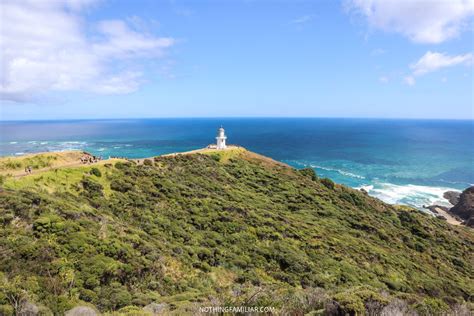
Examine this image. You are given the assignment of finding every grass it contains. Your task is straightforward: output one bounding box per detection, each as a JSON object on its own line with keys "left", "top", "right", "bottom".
{"left": 0, "top": 151, "right": 86, "bottom": 175}
{"left": 201, "top": 146, "right": 247, "bottom": 163}
{"left": 2, "top": 158, "right": 126, "bottom": 197}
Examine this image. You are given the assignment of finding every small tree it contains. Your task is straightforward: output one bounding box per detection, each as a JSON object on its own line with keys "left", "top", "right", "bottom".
{"left": 90, "top": 167, "right": 102, "bottom": 177}
{"left": 320, "top": 178, "right": 335, "bottom": 190}
{"left": 299, "top": 168, "right": 318, "bottom": 181}
{"left": 143, "top": 159, "right": 153, "bottom": 166}
{"left": 0, "top": 275, "right": 39, "bottom": 315}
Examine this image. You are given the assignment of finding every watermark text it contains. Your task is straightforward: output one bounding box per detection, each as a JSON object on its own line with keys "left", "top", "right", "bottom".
{"left": 199, "top": 306, "right": 277, "bottom": 314}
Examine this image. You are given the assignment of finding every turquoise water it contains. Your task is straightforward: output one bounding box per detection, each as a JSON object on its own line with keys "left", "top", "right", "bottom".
{"left": 1, "top": 118, "right": 473, "bottom": 207}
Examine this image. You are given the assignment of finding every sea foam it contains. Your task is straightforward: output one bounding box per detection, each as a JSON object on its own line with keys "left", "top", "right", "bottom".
{"left": 358, "top": 183, "right": 460, "bottom": 208}
{"left": 290, "top": 160, "right": 366, "bottom": 179}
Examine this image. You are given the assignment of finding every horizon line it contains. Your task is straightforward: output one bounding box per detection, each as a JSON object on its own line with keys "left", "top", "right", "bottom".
{"left": 1, "top": 116, "right": 473, "bottom": 123}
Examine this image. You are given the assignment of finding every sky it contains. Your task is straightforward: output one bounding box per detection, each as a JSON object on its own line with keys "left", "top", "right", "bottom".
{"left": 1, "top": 0, "right": 473, "bottom": 120}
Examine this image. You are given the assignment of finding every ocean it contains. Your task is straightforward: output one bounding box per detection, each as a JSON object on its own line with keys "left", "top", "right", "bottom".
{"left": 1, "top": 118, "right": 473, "bottom": 208}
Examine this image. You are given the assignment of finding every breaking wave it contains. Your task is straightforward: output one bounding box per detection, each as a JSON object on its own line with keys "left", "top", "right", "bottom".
{"left": 357, "top": 182, "right": 460, "bottom": 208}
{"left": 289, "top": 160, "right": 366, "bottom": 180}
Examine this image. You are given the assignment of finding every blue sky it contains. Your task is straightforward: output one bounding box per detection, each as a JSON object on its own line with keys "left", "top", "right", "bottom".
{"left": 1, "top": 0, "right": 473, "bottom": 120}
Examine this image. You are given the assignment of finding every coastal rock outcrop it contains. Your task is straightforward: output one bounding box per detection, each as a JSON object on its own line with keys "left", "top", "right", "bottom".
{"left": 65, "top": 306, "right": 98, "bottom": 316}
{"left": 443, "top": 191, "right": 461, "bottom": 205}
{"left": 18, "top": 301, "right": 39, "bottom": 316}
{"left": 143, "top": 303, "right": 169, "bottom": 315}
{"left": 450, "top": 186, "right": 474, "bottom": 227}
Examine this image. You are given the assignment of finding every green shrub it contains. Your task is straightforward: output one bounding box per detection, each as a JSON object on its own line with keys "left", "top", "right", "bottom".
{"left": 110, "top": 179, "right": 133, "bottom": 192}
{"left": 99, "top": 283, "right": 133, "bottom": 310}
{"left": 333, "top": 292, "right": 365, "bottom": 315}
{"left": 115, "top": 162, "right": 131, "bottom": 170}
{"left": 0, "top": 305, "right": 14, "bottom": 316}
{"left": 299, "top": 168, "right": 317, "bottom": 181}
{"left": 118, "top": 305, "right": 151, "bottom": 315}
{"left": 192, "top": 261, "right": 211, "bottom": 272}
{"left": 81, "top": 178, "right": 104, "bottom": 198}
{"left": 79, "top": 288, "right": 98, "bottom": 302}
{"left": 90, "top": 167, "right": 102, "bottom": 177}
{"left": 209, "top": 154, "right": 221, "bottom": 162}
{"left": 4, "top": 161, "right": 22, "bottom": 170}
{"left": 143, "top": 159, "right": 153, "bottom": 166}
{"left": 0, "top": 212, "right": 14, "bottom": 225}
{"left": 415, "top": 298, "right": 450, "bottom": 315}
{"left": 33, "top": 214, "right": 64, "bottom": 234}
{"left": 320, "top": 177, "right": 335, "bottom": 189}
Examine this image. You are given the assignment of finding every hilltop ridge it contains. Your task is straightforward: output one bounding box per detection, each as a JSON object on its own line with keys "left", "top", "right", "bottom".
{"left": 0, "top": 149, "right": 473, "bottom": 315}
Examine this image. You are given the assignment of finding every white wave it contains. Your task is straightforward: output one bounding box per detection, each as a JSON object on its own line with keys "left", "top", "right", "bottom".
{"left": 357, "top": 184, "right": 374, "bottom": 192}
{"left": 60, "top": 141, "right": 87, "bottom": 145}
{"left": 56, "top": 141, "right": 88, "bottom": 149}
{"left": 97, "top": 148, "right": 106, "bottom": 151}
{"left": 289, "top": 160, "right": 366, "bottom": 180}
{"left": 361, "top": 182, "right": 460, "bottom": 208}
{"left": 339, "top": 170, "right": 365, "bottom": 179}
{"left": 40, "top": 141, "right": 48, "bottom": 145}
{"left": 284, "top": 160, "right": 462, "bottom": 209}
{"left": 310, "top": 164, "right": 366, "bottom": 179}
{"left": 14, "top": 152, "right": 25, "bottom": 156}
{"left": 9, "top": 141, "right": 18, "bottom": 144}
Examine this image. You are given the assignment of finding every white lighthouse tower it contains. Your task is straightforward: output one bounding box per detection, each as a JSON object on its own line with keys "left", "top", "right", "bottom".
{"left": 216, "top": 126, "right": 227, "bottom": 149}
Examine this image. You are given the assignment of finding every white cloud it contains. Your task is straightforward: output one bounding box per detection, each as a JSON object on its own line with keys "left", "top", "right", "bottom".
{"left": 410, "top": 51, "right": 473, "bottom": 75}
{"left": 403, "top": 51, "right": 472, "bottom": 85}
{"left": 371, "top": 48, "right": 386, "bottom": 56}
{"left": 289, "top": 15, "right": 315, "bottom": 25}
{"left": 345, "top": 0, "right": 474, "bottom": 43}
{"left": 90, "top": 71, "right": 144, "bottom": 94}
{"left": 379, "top": 76, "right": 389, "bottom": 83}
{"left": 93, "top": 20, "right": 174, "bottom": 59}
{"left": 404, "top": 76, "right": 415, "bottom": 86}
{"left": 0, "top": 0, "right": 174, "bottom": 102}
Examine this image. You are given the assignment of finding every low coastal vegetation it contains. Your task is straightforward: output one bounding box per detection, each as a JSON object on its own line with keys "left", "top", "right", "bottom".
{"left": 0, "top": 149, "right": 473, "bottom": 315}
{"left": 0, "top": 152, "right": 85, "bottom": 175}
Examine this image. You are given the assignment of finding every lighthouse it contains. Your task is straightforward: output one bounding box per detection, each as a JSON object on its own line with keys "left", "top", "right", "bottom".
{"left": 216, "top": 126, "right": 227, "bottom": 149}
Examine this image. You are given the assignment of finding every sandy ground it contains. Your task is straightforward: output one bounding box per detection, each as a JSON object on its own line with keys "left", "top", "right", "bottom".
{"left": 430, "top": 206, "right": 462, "bottom": 226}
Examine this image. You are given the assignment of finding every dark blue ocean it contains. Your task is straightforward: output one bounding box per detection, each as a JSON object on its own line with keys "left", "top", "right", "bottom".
{"left": 1, "top": 118, "right": 473, "bottom": 207}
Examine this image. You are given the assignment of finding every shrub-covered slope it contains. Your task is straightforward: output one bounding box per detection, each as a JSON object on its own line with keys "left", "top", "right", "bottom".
{"left": 0, "top": 149, "right": 473, "bottom": 315}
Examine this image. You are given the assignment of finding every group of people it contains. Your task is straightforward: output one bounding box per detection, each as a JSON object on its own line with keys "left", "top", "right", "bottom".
{"left": 80, "top": 154, "right": 102, "bottom": 164}
{"left": 24, "top": 166, "right": 33, "bottom": 174}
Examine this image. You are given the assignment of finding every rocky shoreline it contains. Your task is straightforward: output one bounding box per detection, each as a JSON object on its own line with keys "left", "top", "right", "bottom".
{"left": 425, "top": 186, "right": 474, "bottom": 227}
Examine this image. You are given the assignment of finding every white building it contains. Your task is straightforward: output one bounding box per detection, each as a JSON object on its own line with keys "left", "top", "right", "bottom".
{"left": 216, "top": 126, "right": 227, "bottom": 149}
